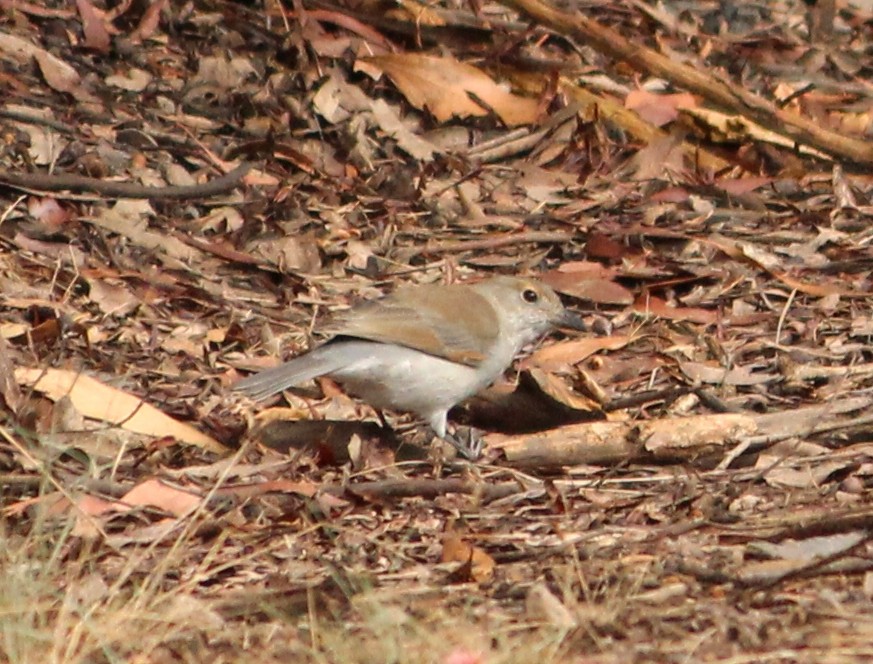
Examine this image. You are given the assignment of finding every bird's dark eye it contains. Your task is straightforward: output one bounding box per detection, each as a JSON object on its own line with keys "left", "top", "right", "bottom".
{"left": 522, "top": 288, "right": 539, "bottom": 303}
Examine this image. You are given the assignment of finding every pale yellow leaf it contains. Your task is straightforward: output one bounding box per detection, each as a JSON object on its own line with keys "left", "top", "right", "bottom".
{"left": 15, "top": 368, "right": 227, "bottom": 453}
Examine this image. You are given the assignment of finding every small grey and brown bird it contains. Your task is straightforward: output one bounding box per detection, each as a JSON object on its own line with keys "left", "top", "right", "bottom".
{"left": 234, "top": 276, "right": 584, "bottom": 457}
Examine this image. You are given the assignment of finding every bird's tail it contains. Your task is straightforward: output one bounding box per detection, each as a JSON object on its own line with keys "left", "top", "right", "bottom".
{"left": 233, "top": 341, "right": 383, "bottom": 401}
{"left": 232, "top": 345, "right": 347, "bottom": 401}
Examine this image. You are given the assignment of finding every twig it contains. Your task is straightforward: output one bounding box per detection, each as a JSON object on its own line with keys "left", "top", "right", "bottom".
{"left": 775, "top": 288, "right": 797, "bottom": 345}
{"left": 603, "top": 386, "right": 695, "bottom": 412}
{"left": 322, "top": 478, "right": 521, "bottom": 501}
{"left": 0, "top": 162, "right": 253, "bottom": 199}
{"left": 0, "top": 108, "right": 76, "bottom": 134}
{"left": 744, "top": 411, "right": 873, "bottom": 450}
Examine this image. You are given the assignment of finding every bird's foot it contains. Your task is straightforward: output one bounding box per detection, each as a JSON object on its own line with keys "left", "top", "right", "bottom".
{"left": 443, "top": 426, "right": 484, "bottom": 461}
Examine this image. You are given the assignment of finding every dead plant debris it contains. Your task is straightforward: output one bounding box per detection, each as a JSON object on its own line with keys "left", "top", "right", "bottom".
{"left": 3, "top": 0, "right": 873, "bottom": 661}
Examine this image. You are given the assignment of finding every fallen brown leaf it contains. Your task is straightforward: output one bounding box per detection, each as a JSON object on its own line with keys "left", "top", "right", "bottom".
{"left": 359, "top": 54, "right": 540, "bottom": 126}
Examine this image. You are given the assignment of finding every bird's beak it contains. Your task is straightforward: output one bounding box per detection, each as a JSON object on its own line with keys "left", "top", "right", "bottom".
{"left": 555, "top": 309, "right": 587, "bottom": 332}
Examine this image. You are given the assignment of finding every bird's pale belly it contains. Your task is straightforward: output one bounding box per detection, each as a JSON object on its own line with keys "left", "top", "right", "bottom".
{"left": 328, "top": 345, "right": 492, "bottom": 418}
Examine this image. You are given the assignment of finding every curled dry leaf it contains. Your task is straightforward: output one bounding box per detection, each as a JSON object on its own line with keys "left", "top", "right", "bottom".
{"left": 441, "top": 534, "right": 495, "bottom": 583}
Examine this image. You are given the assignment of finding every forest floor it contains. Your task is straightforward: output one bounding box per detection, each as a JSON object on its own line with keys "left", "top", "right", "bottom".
{"left": 3, "top": 0, "right": 873, "bottom": 662}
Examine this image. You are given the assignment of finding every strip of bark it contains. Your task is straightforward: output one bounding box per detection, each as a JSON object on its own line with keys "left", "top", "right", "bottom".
{"left": 493, "top": 397, "right": 872, "bottom": 470}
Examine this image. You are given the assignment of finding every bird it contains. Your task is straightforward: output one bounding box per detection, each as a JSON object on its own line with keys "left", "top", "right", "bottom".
{"left": 233, "top": 276, "right": 585, "bottom": 457}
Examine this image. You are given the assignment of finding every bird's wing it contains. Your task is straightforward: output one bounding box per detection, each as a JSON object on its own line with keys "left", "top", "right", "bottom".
{"left": 325, "top": 284, "right": 499, "bottom": 367}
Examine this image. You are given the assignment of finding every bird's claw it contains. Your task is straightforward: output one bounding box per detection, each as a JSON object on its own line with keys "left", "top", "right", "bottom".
{"left": 444, "top": 426, "right": 483, "bottom": 461}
